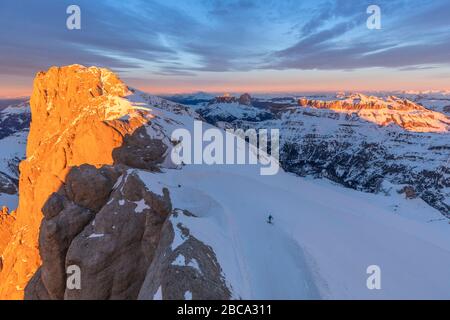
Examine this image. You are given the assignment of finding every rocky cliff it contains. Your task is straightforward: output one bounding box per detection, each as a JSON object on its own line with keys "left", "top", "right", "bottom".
{"left": 297, "top": 93, "right": 450, "bottom": 133}
{"left": 0, "top": 65, "right": 230, "bottom": 299}
{"left": 197, "top": 93, "right": 273, "bottom": 125}
{"left": 0, "top": 207, "right": 15, "bottom": 258}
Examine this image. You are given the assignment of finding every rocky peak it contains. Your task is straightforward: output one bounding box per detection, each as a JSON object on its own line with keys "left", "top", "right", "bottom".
{"left": 297, "top": 94, "right": 450, "bottom": 133}
{"left": 27, "top": 65, "right": 129, "bottom": 157}
{"left": 238, "top": 93, "right": 252, "bottom": 106}
{"left": 211, "top": 93, "right": 253, "bottom": 106}
{"left": 212, "top": 94, "right": 237, "bottom": 104}
{"left": 0, "top": 65, "right": 159, "bottom": 299}
{"left": 0, "top": 65, "right": 230, "bottom": 300}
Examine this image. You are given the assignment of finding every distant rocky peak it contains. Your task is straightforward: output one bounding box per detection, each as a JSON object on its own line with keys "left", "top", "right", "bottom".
{"left": 238, "top": 93, "right": 252, "bottom": 106}
{"left": 211, "top": 93, "right": 253, "bottom": 106}
{"left": 31, "top": 64, "right": 129, "bottom": 117}
{"left": 212, "top": 94, "right": 236, "bottom": 104}
{"left": 0, "top": 65, "right": 177, "bottom": 299}
{"left": 297, "top": 93, "right": 450, "bottom": 133}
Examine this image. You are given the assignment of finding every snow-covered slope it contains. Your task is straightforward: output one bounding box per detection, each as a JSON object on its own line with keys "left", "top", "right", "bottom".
{"left": 111, "top": 88, "right": 450, "bottom": 299}
{"left": 199, "top": 101, "right": 272, "bottom": 123}
{"left": 137, "top": 156, "right": 450, "bottom": 299}
{"left": 193, "top": 94, "right": 273, "bottom": 124}
{"left": 0, "top": 101, "right": 29, "bottom": 209}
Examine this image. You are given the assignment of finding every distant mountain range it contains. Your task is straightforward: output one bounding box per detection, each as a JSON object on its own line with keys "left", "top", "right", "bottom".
{"left": 0, "top": 101, "right": 29, "bottom": 209}
{"left": 171, "top": 92, "right": 450, "bottom": 216}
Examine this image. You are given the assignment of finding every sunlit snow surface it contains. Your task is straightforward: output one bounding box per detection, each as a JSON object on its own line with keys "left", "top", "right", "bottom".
{"left": 137, "top": 162, "right": 450, "bottom": 300}
{"left": 125, "top": 90, "right": 450, "bottom": 300}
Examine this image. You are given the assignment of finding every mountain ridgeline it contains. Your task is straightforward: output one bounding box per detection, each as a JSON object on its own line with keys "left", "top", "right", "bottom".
{"left": 192, "top": 92, "right": 450, "bottom": 216}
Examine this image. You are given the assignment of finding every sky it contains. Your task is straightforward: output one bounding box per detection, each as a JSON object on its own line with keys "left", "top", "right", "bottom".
{"left": 0, "top": 0, "right": 450, "bottom": 97}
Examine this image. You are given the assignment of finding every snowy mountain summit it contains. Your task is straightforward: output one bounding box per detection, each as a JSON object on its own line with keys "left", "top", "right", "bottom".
{"left": 298, "top": 93, "right": 450, "bottom": 133}
{"left": 196, "top": 93, "right": 273, "bottom": 124}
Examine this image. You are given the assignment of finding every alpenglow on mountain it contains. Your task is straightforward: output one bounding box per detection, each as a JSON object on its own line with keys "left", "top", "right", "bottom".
{"left": 0, "top": 66, "right": 450, "bottom": 300}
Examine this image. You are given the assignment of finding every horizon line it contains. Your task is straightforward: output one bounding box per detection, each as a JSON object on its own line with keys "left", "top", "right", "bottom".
{"left": 1, "top": 88, "right": 450, "bottom": 99}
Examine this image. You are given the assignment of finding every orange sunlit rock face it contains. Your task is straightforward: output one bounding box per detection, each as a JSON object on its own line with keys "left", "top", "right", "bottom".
{"left": 0, "top": 208, "right": 15, "bottom": 256}
{"left": 0, "top": 65, "right": 144, "bottom": 299}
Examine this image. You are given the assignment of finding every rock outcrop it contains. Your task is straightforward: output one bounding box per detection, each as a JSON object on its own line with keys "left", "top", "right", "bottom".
{"left": 198, "top": 93, "right": 272, "bottom": 125}
{"left": 0, "top": 208, "right": 15, "bottom": 259}
{"left": 297, "top": 93, "right": 450, "bottom": 133}
{"left": 0, "top": 65, "right": 159, "bottom": 299}
{"left": 211, "top": 93, "right": 252, "bottom": 106}
{"left": 138, "top": 208, "right": 231, "bottom": 300}
{"left": 0, "top": 65, "right": 231, "bottom": 300}
{"left": 238, "top": 93, "right": 252, "bottom": 106}
{"left": 25, "top": 167, "right": 230, "bottom": 300}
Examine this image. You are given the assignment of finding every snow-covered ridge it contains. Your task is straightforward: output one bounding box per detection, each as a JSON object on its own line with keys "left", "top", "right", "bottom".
{"left": 298, "top": 93, "right": 450, "bottom": 133}
{"left": 0, "top": 101, "right": 30, "bottom": 210}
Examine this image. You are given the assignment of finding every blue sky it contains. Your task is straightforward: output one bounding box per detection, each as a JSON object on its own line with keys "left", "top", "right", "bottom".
{"left": 0, "top": 0, "right": 450, "bottom": 96}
